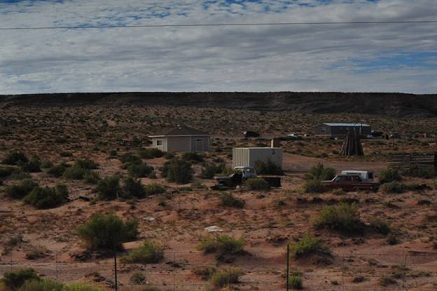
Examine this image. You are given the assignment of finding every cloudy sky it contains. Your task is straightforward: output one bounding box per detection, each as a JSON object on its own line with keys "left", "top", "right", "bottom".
{"left": 1, "top": 0, "right": 436, "bottom": 94}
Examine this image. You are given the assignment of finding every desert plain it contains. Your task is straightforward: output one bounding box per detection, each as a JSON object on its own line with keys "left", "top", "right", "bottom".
{"left": 0, "top": 93, "right": 436, "bottom": 290}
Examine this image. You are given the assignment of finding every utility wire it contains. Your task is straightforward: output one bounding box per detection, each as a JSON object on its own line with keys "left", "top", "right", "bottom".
{"left": 0, "top": 20, "right": 436, "bottom": 30}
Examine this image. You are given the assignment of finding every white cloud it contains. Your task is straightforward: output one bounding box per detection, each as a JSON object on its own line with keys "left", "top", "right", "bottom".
{"left": 0, "top": 0, "right": 436, "bottom": 94}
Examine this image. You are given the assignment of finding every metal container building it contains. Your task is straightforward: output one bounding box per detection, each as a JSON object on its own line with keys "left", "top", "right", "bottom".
{"left": 232, "top": 147, "right": 283, "bottom": 169}
{"left": 314, "top": 123, "right": 371, "bottom": 138}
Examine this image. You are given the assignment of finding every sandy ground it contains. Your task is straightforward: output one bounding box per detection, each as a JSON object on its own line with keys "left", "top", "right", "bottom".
{"left": 1, "top": 151, "right": 436, "bottom": 291}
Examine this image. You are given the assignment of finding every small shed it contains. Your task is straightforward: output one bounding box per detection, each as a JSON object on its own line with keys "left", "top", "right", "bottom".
{"left": 314, "top": 123, "right": 371, "bottom": 138}
{"left": 232, "top": 147, "right": 283, "bottom": 169}
{"left": 148, "top": 125, "right": 210, "bottom": 152}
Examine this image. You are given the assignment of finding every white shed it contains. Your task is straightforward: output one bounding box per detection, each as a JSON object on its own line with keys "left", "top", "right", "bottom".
{"left": 232, "top": 147, "right": 283, "bottom": 169}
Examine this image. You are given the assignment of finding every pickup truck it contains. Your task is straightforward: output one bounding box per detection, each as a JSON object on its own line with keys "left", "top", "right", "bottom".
{"left": 320, "top": 174, "right": 379, "bottom": 192}
{"left": 213, "top": 166, "right": 281, "bottom": 189}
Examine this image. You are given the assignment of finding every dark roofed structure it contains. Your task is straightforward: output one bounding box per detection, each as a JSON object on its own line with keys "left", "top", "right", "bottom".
{"left": 148, "top": 125, "right": 210, "bottom": 152}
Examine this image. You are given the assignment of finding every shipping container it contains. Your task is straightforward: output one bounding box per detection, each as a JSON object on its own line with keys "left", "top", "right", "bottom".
{"left": 232, "top": 147, "right": 283, "bottom": 169}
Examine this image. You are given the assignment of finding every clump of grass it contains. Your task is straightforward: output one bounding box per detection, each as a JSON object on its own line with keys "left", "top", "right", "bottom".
{"left": 23, "top": 184, "right": 69, "bottom": 209}
{"left": 130, "top": 271, "right": 146, "bottom": 285}
{"left": 289, "top": 233, "right": 330, "bottom": 259}
{"left": 0, "top": 268, "right": 40, "bottom": 290}
{"left": 288, "top": 271, "right": 303, "bottom": 290}
{"left": 144, "top": 183, "right": 166, "bottom": 195}
{"left": 370, "top": 219, "right": 391, "bottom": 235}
{"left": 77, "top": 212, "right": 138, "bottom": 250}
{"left": 198, "top": 234, "right": 245, "bottom": 257}
{"left": 219, "top": 192, "right": 245, "bottom": 208}
{"left": 379, "top": 168, "right": 402, "bottom": 184}
{"left": 303, "top": 180, "right": 327, "bottom": 193}
{"left": 192, "top": 265, "right": 217, "bottom": 280}
{"left": 380, "top": 182, "right": 407, "bottom": 193}
{"left": 2, "top": 150, "right": 28, "bottom": 165}
{"left": 305, "top": 163, "right": 336, "bottom": 181}
{"left": 244, "top": 177, "right": 270, "bottom": 191}
{"left": 255, "top": 158, "right": 284, "bottom": 175}
{"left": 121, "top": 241, "right": 164, "bottom": 264}
{"left": 209, "top": 266, "right": 244, "bottom": 288}
{"left": 313, "top": 202, "right": 364, "bottom": 235}
{"left": 95, "top": 175, "right": 121, "bottom": 200}
{"left": 5, "top": 178, "right": 38, "bottom": 199}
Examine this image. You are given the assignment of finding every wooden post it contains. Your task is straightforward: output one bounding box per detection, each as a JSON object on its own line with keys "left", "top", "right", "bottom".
{"left": 286, "top": 244, "right": 290, "bottom": 291}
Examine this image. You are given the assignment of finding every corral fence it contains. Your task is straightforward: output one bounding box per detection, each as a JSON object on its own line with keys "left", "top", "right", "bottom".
{"left": 1, "top": 250, "right": 436, "bottom": 290}
{"left": 389, "top": 152, "right": 437, "bottom": 170}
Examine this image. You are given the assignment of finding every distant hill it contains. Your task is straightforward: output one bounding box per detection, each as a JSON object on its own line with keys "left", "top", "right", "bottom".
{"left": 0, "top": 92, "right": 436, "bottom": 117}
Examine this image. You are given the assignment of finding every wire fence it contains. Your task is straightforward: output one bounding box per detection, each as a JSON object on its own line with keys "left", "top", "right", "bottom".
{"left": 1, "top": 250, "right": 436, "bottom": 290}
{"left": 0, "top": 251, "right": 437, "bottom": 290}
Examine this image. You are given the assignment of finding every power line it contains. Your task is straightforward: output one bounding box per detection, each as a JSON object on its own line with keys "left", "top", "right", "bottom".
{"left": 0, "top": 20, "right": 436, "bottom": 30}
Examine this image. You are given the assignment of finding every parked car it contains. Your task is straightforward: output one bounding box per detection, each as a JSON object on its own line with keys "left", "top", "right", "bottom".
{"left": 321, "top": 174, "right": 379, "bottom": 192}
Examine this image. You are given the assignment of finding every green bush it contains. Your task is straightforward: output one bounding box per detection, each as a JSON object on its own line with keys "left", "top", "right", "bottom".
{"left": 95, "top": 175, "right": 121, "bottom": 200}
{"left": 244, "top": 177, "right": 270, "bottom": 191}
{"left": 313, "top": 202, "right": 364, "bottom": 234}
{"left": 1, "top": 268, "right": 40, "bottom": 290}
{"left": 289, "top": 233, "right": 330, "bottom": 259}
{"left": 75, "top": 159, "right": 98, "bottom": 170}
{"left": 370, "top": 219, "right": 391, "bottom": 235}
{"left": 182, "top": 152, "right": 204, "bottom": 163}
{"left": 23, "top": 184, "right": 69, "bottom": 209}
{"left": 303, "top": 180, "right": 327, "bottom": 193}
{"left": 162, "top": 157, "right": 193, "bottom": 184}
{"left": 40, "top": 160, "right": 53, "bottom": 169}
{"left": 20, "top": 155, "right": 42, "bottom": 173}
{"left": 121, "top": 241, "right": 164, "bottom": 264}
{"left": 0, "top": 166, "right": 14, "bottom": 178}
{"left": 198, "top": 235, "right": 245, "bottom": 256}
{"left": 119, "top": 152, "right": 142, "bottom": 165}
{"left": 306, "top": 163, "right": 336, "bottom": 181}
{"left": 18, "top": 278, "right": 63, "bottom": 291}
{"left": 210, "top": 267, "right": 244, "bottom": 288}
{"left": 62, "top": 159, "right": 98, "bottom": 180}
{"left": 144, "top": 183, "right": 166, "bottom": 195}
{"left": 127, "top": 162, "right": 154, "bottom": 178}
{"left": 380, "top": 182, "right": 407, "bottom": 194}
{"left": 129, "top": 271, "right": 146, "bottom": 285}
{"left": 400, "top": 165, "right": 436, "bottom": 179}
{"left": 201, "top": 162, "right": 225, "bottom": 179}
{"left": 77, "top": 212, "right": 138, "bottom": 250}
{"left": 6, "top": 179, "right": 38, "bottom": 199}
{"left": 47, "top": 163, "right": 67, "bottom": 177}
{"left": 192, "top": 265, "right": 217, "bottom": 280}
{"left": 63, "top": 165, "right": 86, "bottom": 180}
{"left": 83, "top": 171, "right": 100, "bottom": 184}
{"left": 2, "top": 151, "right": 29, "bottom": 165}
{"left": 255, "top": 158, "right": 284, "bottom": 175}
{"left": 63, "top": 283, "right": 104, "bottom": 291}
{"left": 288, "top": 271, "right": 303, "bottom": 290}
{"left": 219, "top": 192, "right": 245, "bottom": 208}
{"left": 138, "top": 148, "right": 164, "bottom": 159}
{"left": 121, "top": 176, "right": 146, "bottom": 199}
{"left": 379, "top": 168, "right": 402, "bottom": 184}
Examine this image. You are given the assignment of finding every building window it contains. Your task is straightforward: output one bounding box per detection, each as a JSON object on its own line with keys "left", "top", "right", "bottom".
{"left": 156, "top": 140, "right": 163, "bottom": 146}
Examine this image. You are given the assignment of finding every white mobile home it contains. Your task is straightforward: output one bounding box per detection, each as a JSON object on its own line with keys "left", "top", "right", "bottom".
{"left": 232, "top": 147, "right": 283, "bottom": 169}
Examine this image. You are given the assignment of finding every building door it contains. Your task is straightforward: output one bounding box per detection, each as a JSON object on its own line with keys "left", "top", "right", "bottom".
{"left": 195, "top": 139, "right": 204, "bottom": 151}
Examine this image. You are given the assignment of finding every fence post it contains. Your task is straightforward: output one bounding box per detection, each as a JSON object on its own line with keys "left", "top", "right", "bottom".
{"left": 286, "top": 244, "right": 289, "bottom": 291}
{"left": 434, "top": 152, "right": 437, "bottom": 170}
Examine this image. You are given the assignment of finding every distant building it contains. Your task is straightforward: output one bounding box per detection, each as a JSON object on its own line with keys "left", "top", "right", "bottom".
{"left": 148, "top": 125, "right": 210, "bottom": 152}
{"left": 314, "top": 123, "right": 371, "bottom": 138}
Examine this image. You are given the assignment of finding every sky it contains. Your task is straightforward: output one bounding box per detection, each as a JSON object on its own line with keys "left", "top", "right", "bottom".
{"left": 0, "top": 0, "right": 436, "bottom": 94}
